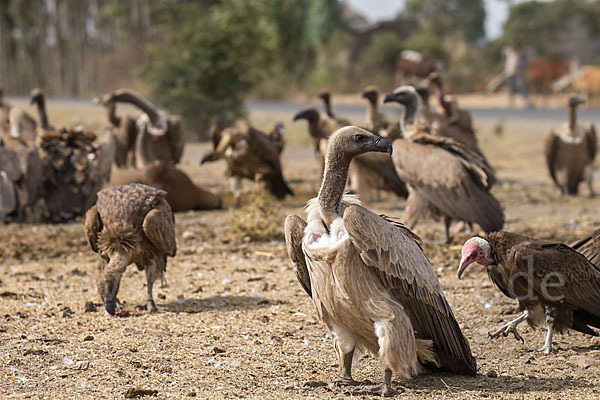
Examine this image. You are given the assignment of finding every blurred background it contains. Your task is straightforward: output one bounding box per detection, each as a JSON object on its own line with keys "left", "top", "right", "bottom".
{"left": 1, "top": 0, "right": 599, "bottom": 138}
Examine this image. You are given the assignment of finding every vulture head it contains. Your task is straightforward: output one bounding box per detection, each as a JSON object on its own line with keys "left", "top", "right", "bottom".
{"left": 568, "top": 96, "right": 585, "bottom": 108}
{"left": 98, "top": 251, "right": 131, "bottom": 315}
{"left": 293, "top": 107, "right": 320, "bottom": 123}
{"left": 270, "top": 122, "right": 284, "bottom": 141}
{"left": 383, "top": 86, "right": 419, "bottom": 125}
{"left": 361, "top": 86, "right": 379, "bottom": 104}
{"left": 457, "top": 236, "right": 493, "bottom": 279}
{"left": 415, "top": 87, "right": 431, "bottom": 108}
{"left": 317, "top": 92, "right": 331, "bottom": 103}
{"left": 29, "top": 88, "right": 44, "bottom": 106}
{"left": 327, "top": 126, "right": 392, "bottom": 159}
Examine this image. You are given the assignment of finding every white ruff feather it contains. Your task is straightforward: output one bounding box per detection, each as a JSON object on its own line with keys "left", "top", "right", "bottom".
{"left": 136, "top": 112, "right": 169, "bottom": 136}
{"left": 557, "top": 123, "right": 586, "bottom": 143}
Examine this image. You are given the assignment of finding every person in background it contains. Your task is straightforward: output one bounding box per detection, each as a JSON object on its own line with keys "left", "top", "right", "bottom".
{"left": 504, "top": 40, "right": 533, "bottom": 108}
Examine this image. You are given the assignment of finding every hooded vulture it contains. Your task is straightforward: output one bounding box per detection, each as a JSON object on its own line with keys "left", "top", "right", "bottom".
{"left": 30, "top": 88, "right": 114, "bottom": 222}
{"left": 318, "top": 91, "right": 351, "bottom": 126}
{"left": 285, "top": 126, "right": 476, "bottom": 396}
{"left": 201, "top": 125, "right": 292, "bottom": 208}
{"left": 85, "top": 183, "right": 176, "bottom": 315}
{"left": 103, "top": 89, "right": 185, "bottom": 169}
{"left": 544, "top": 96, "right": 596, "bottom": 196}
{"left": 458, "top": 231, "right": 600, "bottom": 354}
{"left": 571, "top": 228, "right": 600, "bottom": 267}
{"left": 384, "top": 85, "right": 503, "bottom": 243}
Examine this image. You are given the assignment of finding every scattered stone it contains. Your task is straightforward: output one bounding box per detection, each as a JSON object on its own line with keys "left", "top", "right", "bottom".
{"left": 260, "top": 315, "right": 270, "bottom": 323}
{"left": 124, "top": 388, "right": 158, "bottom": 398}
{"left": 74, "top": 360, "right": 90, "bottom": 370}
{"left": 486, "top": 370, "right": 497, "bottom": 378}
{"left": 477, "top": 327, "right": 488, "bottom": 336}
{"left": 192, "top": 286, "right": 203, "bottom": 294}
{"left": 83, "top": 302, "right": 97, "bottom": 312}
{"left": 157, "top": 293, "right": 166, "bottom": 300}
{"left": 212, "top": 347, "right": 226, "bottom": 354}
{"left": 0, "top": 291, "right": 18, "bottom": 298}
{"left": 83, "top": 335, "right": 94, "bottom": 342}
{"left": 569, "top": 355, "right": 599, "bottom": 369}
{"left": 59, "top": 307, "right": 74, "bottom": 318}
{"left": 62, "top": 356, "right": 74, "bottom": 366}
{"left": 23, "top": 349, "right": 48, "bottom": 356}
{"left": 69, "top": 268, "right": 88, "bottom": 276}
{"left": 182, "top": 229, "right": 196, "bottom": 240}
{"left": 303, "top": 380, "right": 327, "bottom": 388}
{"left": 187, "top": 391, "right": 197, "bottom": 397}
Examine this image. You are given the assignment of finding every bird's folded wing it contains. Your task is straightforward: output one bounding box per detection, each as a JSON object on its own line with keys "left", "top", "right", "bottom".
{"left": 84, "top": 205, "right": 102, "bottom": 253}
{"left": 143, "top": 208, "right": 176, "bottom": 257}
{"left": 544, "top": 129, "right": 560, "bottom": 185}
{"left": 284, "top": 215, "right": 311, "bottom": 298}
{"left": 570, "top": 229, "right": 600, "bottom": 267}
{"left": 585, "top": 123, "right": 597, "bottom": 162}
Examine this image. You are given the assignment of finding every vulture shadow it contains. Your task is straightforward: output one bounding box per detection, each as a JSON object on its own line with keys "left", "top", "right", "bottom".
{"left": 570, "top": 343, "right": 600, "bottom": 353}
{"left": 162, "top": 295, "right": 282, "bottom": 314}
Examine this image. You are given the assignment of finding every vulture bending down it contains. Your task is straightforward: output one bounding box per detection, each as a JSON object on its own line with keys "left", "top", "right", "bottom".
{"left": 571, "top": 228, "right": 600, "bottom": 267}
{"left": 85, "top": 184, "right": 176, "bottom": 315}
{"left": 94, "top": 94, "right": 138, "bottom": 168}
{"left": 285, "top": 127, "right": 476, "bottom": 396}
{"left": 30, "top": 89, "right": 113, "bottom": 222}
{"left": 458, "top": 232, "right": 600, "bottom": 354}
{"left": 107, "top": 161, "right": 221, "bottom": 211}
{"left": 384, "top": 85, "right": 503, "bottom": 243}
{"left": 201, "top": 125, "right": 292, "bottom": 208}
{"left": 104, "top": 89, "right": 185, "bottom": 169}
{"left": 544, "top": 96, "right": 596, "bottom": 196}
{"left": 318, "top": 92, "right": 351, "bottom": 126}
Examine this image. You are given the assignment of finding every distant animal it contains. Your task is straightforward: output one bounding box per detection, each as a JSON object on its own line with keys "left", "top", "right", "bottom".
{"left": 30, "top": 89, "right": 113, "bottom": 222}
{"left": 396, "top": 50, "right": 439, "bottom": 82}
{"left": 361, "top": 86, "right": 389, "bottom": 133}
{"left": 318, "top": 92, "right": 351, "bottom": 126}
{"left": 293, "top": 106, "right": 340, "bottom": 170}
{"left": 93, "top": 94, "right": 138, "bottom": 168}
{"left": 527, "top": 58, "right": 570, "bottom": 94}
{"left": 268, "top": 122, "right": 285, "bottom": 155}
{"left": 201, "top": 125, "right": 293, "bottom": 208}
{"left": 285, "top": 126, "right": 476, "bottom": 396}
{"left": 571, "top": 228, "right": 600, "bottom": 267}
{"left": 107, "top": 162, "right": 221, "bottom": 211}
{"left": 0, "top": 89, "right": 37, "bottom": 145}
{"left": 571, "top": 66, "right": 600, "bottom": 99}
{"left": 458, "top": 232, "right": 600, "bottom": 354}
{"left": 85, "top": 184, "right": 177, "bottom": 315}
{"left": 384, "top": 86, "right": 503, "bottom": 243}
{"left": 103, "top": 89, "right": 185, "bottom": 169}
{"left": 544, "top": 96, "right": 596, "bottom": 196}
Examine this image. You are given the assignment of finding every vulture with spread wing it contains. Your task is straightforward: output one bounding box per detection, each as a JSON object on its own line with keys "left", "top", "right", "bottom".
{"left": 571, "top": 228, "right": 600, "bottom": 267}
{"left": 285, "top": 126, "right": 476, "bottom": 396}
{"left": 458, "top": 231, "right": 600, "bottom": 353}
{"left": 545, "top": 96, "right": 596, "bottom": 196}
{"left": 85, "top": 184, "right": 176, "bottom": 315}
{"left": 384, "top": 85, "right": 503, "bottom": 243}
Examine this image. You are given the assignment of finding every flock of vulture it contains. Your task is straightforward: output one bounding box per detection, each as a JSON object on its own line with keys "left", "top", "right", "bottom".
{"left": 1, "top": 73, "right": 600, "bottom": 396}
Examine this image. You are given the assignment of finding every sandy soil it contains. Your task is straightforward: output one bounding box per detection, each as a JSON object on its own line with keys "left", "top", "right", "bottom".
{"left": 1, "top": 102, "right": 600, "bottom": 399}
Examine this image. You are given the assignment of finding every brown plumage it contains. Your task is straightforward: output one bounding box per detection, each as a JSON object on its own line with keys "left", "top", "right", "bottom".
{"left": 384, "top": 86, "right": 503, "bottom": 243}
{"left": 85, "top": 183, "right": 176, "bottom": 315}
{"left": 293, "top": 106, "right": 338, "bottom": 165}
{"left": 201, "top": 125, "right": 292, "bottom": 208}
{"left": 94, "top": 95, "right": 138, "bottom": 168}
{"left": 104, "top": 89, "right": 185, "bottom": 168}
{"left": 285, "top": 126, "right": 476, "bottom": 396}
{"left": 361, "top": 86, "right": 389, "bottom": 134}
{"left": 458, "top": 232, "right": 600, "bottom": 353}
{"left": 318, "top": 92, "right": 351, "bottom": 126}
{"left": 268, "top": 122, "right": 285, "bottom": 155}
{"left": 571, "top": 228, "right": 600, "bottom": 267}
{"left": 107, "top": 161, "right": 221, "bottom": 211}
{"left": 544, "top": 96, "right": 596, "bottom": 196}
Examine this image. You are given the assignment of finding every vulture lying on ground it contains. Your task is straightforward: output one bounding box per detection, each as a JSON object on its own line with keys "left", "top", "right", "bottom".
{"left": 318, "top": 92, "right": 351, "bottom": 126}
{"left": 384, "top": 85, "right": 503, "bottom": 243}
{"left": 285, "top": 126, "right": 476, "bottom": 397}
{"left": 85, "top": 184, "right": 176, "bottom": 315}
{"left": 93, "top": 94, "right": 138, "bottom": 168}
{"left": 458, "top": 232, "right": 600, "bottom": 354}
{"left": 201, "top": 125, "right": 292, "bottom": 208}
{"left": 30, "top": 89, "right": 113, "bottom": 222}
{"left": 361, "top": 86, "right": 389, "bottom": 134}
{"left": 571, "top": 228, "right": 600, "bottom": 267}
{"left": 544, "top": 96, "right": 596, "bottom": 196}
{"left": 104, "top": 89, "right": 185, "bottom": 169}
{"left": 107, "top": 161, "right": 221, "bottom": 211}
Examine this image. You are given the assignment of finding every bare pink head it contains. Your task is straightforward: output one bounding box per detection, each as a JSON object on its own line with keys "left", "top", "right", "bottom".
{"left": 457, "top": 237, "right": 493, "bottom": 279}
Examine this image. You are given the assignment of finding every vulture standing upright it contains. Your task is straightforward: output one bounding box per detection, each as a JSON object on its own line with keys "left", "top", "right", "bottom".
{"left": 571, "top": 228, "right": 600, "bottom": 267}
{"left": 30, "top": 89, "right": 113, "bottom": 222}
{"left": 104, "top": 89, "right": 185, "bottom": 169}
{"left": 293, "top": 106, "right": 340, "bottom": 171}
{"left": 85, "top": 183, "right": 177, "bottom": 315}
{"left": 94, "top": 94, "right": 138, "bottom": 168}
{"left": 200, "top": 125, "right": 293, "bottom": 208}
{"left": 545, "top": 96, "right": 596, "bottom": 196}
{"left": 361, "top": 86, "right": 389, "bottom": 134}
{"left": 458, "top": 232, "right": 600, "bottom": 353}
{"left": 285, "top": 126, "right": 476, "bottom": 397}
{"left": 268, "top": 122, "right": 285, "bottom": 155}
{"left": 318, "top": 92, "right": 351, "bottom": 126}
{"left": 384, "top": 85, "right": 503, "bottom": 243}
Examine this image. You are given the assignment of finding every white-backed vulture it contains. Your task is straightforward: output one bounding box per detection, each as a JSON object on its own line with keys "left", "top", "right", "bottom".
{"left": 384, "top": 86, "right": 503, "bottom": 243}
{"left": 361, "top": 86, "right": 389, "bottom": 134}
{"left": 107, "top": 161, "right": 221, "bottom": 211}
{"left": 318, "top": 92, "right": 351, "bottom": 126}
{"left": 104, "top": 89, "right": 185, "bottom": 169}
{"left": 544, "top": 96, "right": 596, "bottom": 196}
{"left": 30, "top": 89, "right": 114, "bottom": 222}
{"left": 293, "top": 107, "right": 336, "bottom": 171}
{"left": 285, "top": 127, "right": 476, "bottom": 396}
{"left": 458, "top": 232, "right": 600, "bottom": 354}
{"left": 85, "top": 184, "right": 176, "bottom": 315}
{"left": 200, "top": 125, "right": 293, "bottom": 208}
{"left": 571, "top": 228, "right": 600, "bottom": 267}
{"left": 93, "top": 94, "right": 138, "bottom": 168}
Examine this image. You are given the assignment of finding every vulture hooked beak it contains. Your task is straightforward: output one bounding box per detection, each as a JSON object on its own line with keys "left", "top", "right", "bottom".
{"left": 374, "top": 136, "right": 393, "bottom": 154}
{"left": 383, "top": 93, "right": 397, "bottom": 104}
{"left": 293, "top": 111, "right": 305, "bottom": 121}
{"left": 101, "top": 252, "right": 130, "bottom": 315}
{"left": 457, "top": 255, "right": 474, "bottom": 280}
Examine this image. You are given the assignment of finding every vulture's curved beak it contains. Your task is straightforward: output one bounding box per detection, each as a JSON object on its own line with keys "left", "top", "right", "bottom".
{"left": 457, "top": 256, "right": 473, "bottom": 280}
{"left": 383, "top": 93, "right": 396, "bottom": 104}
{"left": 374, "top": 136, "right": 392, "bottom": 154}
{"left": 293, "top": 112, "right": 304, "bottom": 121}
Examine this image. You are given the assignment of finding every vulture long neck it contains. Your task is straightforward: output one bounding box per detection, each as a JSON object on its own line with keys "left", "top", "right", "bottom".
{"left": 106, "top": 102, "right": 121, "bottom": 127}
{"left": 34, "top": 96, "right": 50, "bottom": 131}
{"left": 433, "top": 81, "right": 452, "bottom": 117}
{"left": 401, "top": 97, "right": 418, "bottom": 137}
{"left": 366, "top": 97, "right": 379, "bottom": 121}
{"left": 323, "top": 97, "right": 334, "bottom": 118}
{"left": 318, "top": 141, "right": 351, "bottom": 226}
{"left": 113, "top": 91, "right": 161, "bottom": 128}
{"left": 568, "top": 103, "right": 578, "bottom": 133}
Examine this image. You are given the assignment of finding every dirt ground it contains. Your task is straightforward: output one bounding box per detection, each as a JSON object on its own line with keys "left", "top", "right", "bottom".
{"left": 1, "top": 101, "right": 600, "bottom": 399}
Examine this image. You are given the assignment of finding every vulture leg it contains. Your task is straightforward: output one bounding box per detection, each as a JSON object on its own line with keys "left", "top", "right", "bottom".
{"left": 584, "top": 165, "right": 595, "bottom": 198}
{"left": 230, "top": 176, "right": 242, "bottom": 209}
{"left": 540, "top": 313, "right": 555, "bottom": 354}
{"left": 145, "top": 262, "right": 158, "bottom": 313}
{"left": 488, "top": 310, "right": 529, "bottom": 343}
{"left": 443, "top": 217, "right": 452, "bottom": 244}
{"left": 337, "top": 349, "right": 360, "bottom": 386}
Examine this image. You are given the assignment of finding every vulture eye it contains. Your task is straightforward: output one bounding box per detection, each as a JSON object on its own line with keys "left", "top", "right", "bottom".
{"left": 470, "top": 251, "right": 477, "bottom": 259}
{"left": 355, "top": 134, "right": 367, "bottom": 142}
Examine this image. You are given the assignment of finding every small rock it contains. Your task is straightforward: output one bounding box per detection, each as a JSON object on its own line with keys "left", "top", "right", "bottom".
{"left": 62, "top": 356, "right": 74, "bottom": 366}
{"left": 569, "top": 355, "right": 598, "bottom": 369}
{"left": 74, "top": 360, "right": 90, "bottom": 370}
{"left": 486, "top": 370, "right": 497, "bottom": 378}
{"left": 83, "top": 302, "right": 97, "bottom": 313}
{"left": 187, "top": 391, "right": 197, "bottom": 397}
{"left": 212, "top": 347, "right": 226, "bottom": 354}
{"left": 192, "top": 286, "right": 203, "bottom": 294}
{"left": 260, "top": 315, "right": 270, "bottom": 323}
{"left": 261, "top": 282, "right": 269, "bottom": 291}
{"left": 182, "top": 229, "right": 196, "bottom": 240}
{"left": 303, "top": 380, "right": 327, "bottom": 388}
{"left": 59, "top": 307, "right": 74, "bottom": 318}
{"left": 83, "top": 335, "right": 94, "bottom": 342}
{"left": 157, "top": 293, "right": 166, "bottom": 300}
{"left": 115, "top": 349, "right": 131, "bottom": 357}
{"left": 477, "top": 327, "right": 488, "bottom": 336}
{"left": 124, "top": 388, "right": 158, "bottom": 398}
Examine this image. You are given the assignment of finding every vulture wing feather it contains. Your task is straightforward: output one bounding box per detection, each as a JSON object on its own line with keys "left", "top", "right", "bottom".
{"left": 284, "top": 215, "right": 312, "bottom": 298}
{"left": 571, "top": 229, "right": 600, "bottom": 267}
{"left": 544, "top": 129, "right": 560, "bottom": 186}
{"left": 142, "top": 199, "right": 176, "bottom": 257}
{"left": 585, "top": 123, "right": 597, "bottom": 162}
{"left": 84, "top": 205, "right": 102, "bottom": 253}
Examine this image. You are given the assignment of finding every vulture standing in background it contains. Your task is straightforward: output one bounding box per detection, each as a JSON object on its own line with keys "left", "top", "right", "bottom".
{"left": 285, "top": 127, "right": 476, "bottom": 397}
{"left": 293, "top": 106, "right": 340, "bottom": 170}
{"left": 318, "top": 92, "right": 351, "bottom": 126}
{"left": 361, "top": 86, "right": 389, "bottom": 134}
{"left": 571, "top": 228, "right": 600, "bottom": 267}
{"left": 93, "top": 94, "right": 138, "bottom": 168}
{"left": 107, "top": 161, "right": 221, "bottom": 211}
{"left": 85, "top": 184, "right": 176, "bottom": 315}
{"left": 30, "top": 89, "right": 113, "bottom": 222}
{"left": 544, "top": 96, "right": 596, "bottom": 196}
{"left": 268, "top": 122, "right": 285, "bottom": 155}
{"left": 201, "top": 125, "right": 292, "bottom": 208}
{"left": 458, "top": 232, "right": 600, "bottom": 354}
{"left": 384, "top": 85, "right": 503, "bottom": 243}
{"left": 104, "top": 89, "right": 185, "bottom": 169}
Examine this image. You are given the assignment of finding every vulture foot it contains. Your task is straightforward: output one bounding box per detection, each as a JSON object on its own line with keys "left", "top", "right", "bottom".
{"left": 332, "top": 377, "right": 361, "bottom": 387}
{"left": 147, "top": 299, "right": 158, "bottom": 313}
{"left": 489, "top": 310, "right": 529, "bottom": 343}
{"left": 539, "top": 344, "right": 553, "bottom": 354}
{"left": 350, "top": 383, "right": 402, "bottom": 397}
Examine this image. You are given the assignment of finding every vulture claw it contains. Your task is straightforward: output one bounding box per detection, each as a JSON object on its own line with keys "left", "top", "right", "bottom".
{"left": 488, "top": 323, "right": 524, "bottom": 343}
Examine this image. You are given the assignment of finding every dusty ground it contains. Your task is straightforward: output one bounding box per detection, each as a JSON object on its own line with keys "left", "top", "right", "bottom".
{"left": 1, "top": 100, "right": 600, "bottom": 399}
